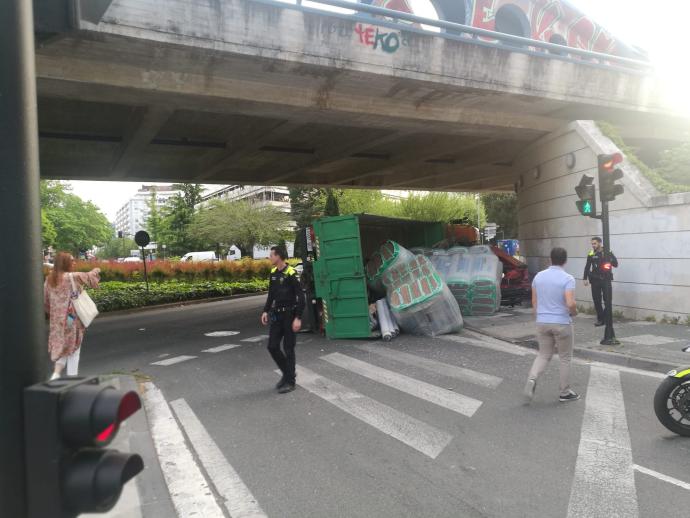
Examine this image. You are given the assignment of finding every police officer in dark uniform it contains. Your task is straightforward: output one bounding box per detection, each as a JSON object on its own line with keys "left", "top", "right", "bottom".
{"left": 583, "top": 236, "right": 618, "bottom": 326}
{"left": 261, "top": 246, "right": 305, "bottom": 393}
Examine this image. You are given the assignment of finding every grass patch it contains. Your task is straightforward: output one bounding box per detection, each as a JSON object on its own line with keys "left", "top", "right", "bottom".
{"left": 596, "top": 122, "right": 689, "bottom": 195}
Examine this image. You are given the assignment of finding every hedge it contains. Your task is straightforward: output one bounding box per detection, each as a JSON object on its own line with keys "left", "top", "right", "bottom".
{"left": 88, "top": 280, "right": 268, "bottom": 312}
{"left": 65, "top": 259, "right": 273, "bottom": 283}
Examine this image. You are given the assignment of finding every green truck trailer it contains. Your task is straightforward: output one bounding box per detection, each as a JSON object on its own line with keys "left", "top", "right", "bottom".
{"left": 312, "top": 214, "right": 444, "bottom": 339}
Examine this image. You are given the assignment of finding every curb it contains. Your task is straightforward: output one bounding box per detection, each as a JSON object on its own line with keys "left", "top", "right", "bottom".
{"left": 465, "top": 324, "right": 678, "bottom": 374}
{"left": 98, "top": 291, "right": 267, "bottom": 318}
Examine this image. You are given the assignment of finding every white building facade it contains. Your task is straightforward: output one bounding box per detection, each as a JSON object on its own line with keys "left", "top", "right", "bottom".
{"left": 114, "top": 185, "right": 179, "bottom": 237}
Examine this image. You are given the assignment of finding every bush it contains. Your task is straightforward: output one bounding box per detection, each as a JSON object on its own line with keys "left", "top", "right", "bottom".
{"left": 70, "top": 259, "right": 272, "bottom": 283}
{"left": 88, "top": 280, "right": 268, "bottom": 312}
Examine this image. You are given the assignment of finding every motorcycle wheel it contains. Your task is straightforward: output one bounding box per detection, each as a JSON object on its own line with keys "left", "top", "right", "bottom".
{"left": 654, "top": 376, "right": 690, "bottom": 437}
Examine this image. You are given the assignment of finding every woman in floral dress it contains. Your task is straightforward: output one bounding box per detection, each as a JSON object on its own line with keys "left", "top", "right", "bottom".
{"left": 44, "top": 252, "right": 100, "bottom": 379}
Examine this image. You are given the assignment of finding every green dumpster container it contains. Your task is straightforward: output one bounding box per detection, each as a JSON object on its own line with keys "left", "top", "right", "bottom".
{"left": 313, "top": 214, "right": 443, "bottom": 339}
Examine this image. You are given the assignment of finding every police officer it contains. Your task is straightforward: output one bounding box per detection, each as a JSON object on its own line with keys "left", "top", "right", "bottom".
{"left": 583, "top": 236, "right": 618, "bottom": 326}
{"left": 261, "top": 246, "right": 305, "bottom": 394}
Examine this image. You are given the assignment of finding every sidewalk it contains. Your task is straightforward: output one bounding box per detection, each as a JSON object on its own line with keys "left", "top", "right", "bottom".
{"left": 464, "top": 306, "right": 690, "bottom": 373}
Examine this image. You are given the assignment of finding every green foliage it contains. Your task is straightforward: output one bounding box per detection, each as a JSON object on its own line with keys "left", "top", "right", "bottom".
{"left": 97, "top": 237, "right": 138, "bottom": 260}
{"left": 41, "top": 181, "right": 112, "bottom": 254}
{"left": 289, "top": 187, "right": 327, "bottom": 227}
{"left": 191, "top": 199, "right": 292, "bottom": 258}
{"left": 657, "top": 142, "right": 690, "bottom": 186}
{"left": 157, "top": 183, "right": 205, "bottom": 255}
{"left": 324, "top": 189, "right": 340, "bottom": 216}
{"left": 394, "top": 192, "right": 484, "bottom": 224}
{"left": 89, "top": 280, "right": 268, "bottom": 312}
{"left": 145, "top": 189, "right": 164, "bottom": 242}
{"left": 41, "top": 209, "right": 57, "bottom": 248}
{"left": 596, "top": 122, "right": 689, "bottom": 194}
{"left": 482, "top": 193, "right": 518, "bottom": 238}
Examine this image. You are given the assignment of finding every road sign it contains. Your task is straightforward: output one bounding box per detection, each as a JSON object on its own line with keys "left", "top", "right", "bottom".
{"left": 134, "top": 230, "right": 150, "bottom": 247}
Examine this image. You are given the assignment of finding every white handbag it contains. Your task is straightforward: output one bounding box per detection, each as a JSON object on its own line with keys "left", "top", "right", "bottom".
{"left": 69, "top": 273, "right": 99, "bottom": 327}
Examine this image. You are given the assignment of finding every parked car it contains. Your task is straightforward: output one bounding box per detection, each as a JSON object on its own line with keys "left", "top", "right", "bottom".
{"left": 122, "top": 256, "right": 142, "bottom": 263}
{"left": 180, "top": 251, "right": 217, "bottom": 262}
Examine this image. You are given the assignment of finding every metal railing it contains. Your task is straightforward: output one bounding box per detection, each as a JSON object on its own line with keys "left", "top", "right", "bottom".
{"left": 252, "top": 0, "right": 653, "bottom": 73}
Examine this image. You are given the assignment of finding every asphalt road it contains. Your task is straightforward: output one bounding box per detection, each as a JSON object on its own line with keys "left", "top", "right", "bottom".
{"left": 81, "top": 296, "right": 690, "bottom": 518}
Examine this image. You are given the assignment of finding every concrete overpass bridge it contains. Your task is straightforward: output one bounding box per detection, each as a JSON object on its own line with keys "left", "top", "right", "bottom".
{"left": 31, "top": 0, "right": 690, "bottom": 319}
{"left": 34, "top": 0, "right": 677, "bottom": 191}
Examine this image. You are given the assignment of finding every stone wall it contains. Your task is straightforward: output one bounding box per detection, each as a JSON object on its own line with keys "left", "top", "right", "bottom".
{"left": 516, "top": 120, "right": 690, "bottom": 321}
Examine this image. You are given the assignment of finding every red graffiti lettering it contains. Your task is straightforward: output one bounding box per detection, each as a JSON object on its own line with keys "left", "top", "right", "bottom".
{"left": 355, "top": 24, "right": 375, "bottom": 46}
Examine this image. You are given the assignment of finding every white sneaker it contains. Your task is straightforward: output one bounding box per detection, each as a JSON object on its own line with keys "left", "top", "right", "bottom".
{"left": 49, "top": 372, "right": 61, "bottom": 381}
{"left": 524, "top": 378, "right": 536, "bottom": 401}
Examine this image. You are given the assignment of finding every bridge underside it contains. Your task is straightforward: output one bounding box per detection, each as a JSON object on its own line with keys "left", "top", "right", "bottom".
{"left": 35, "top": 0, "right": 676, "bottom": 191}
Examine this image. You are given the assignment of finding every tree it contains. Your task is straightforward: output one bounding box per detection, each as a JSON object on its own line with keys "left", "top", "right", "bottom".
{"left": 289, "top": 187, "right": 327, "bottom": 227}
{"left": 394, "top": 192, "right": 484, "bottom": 224}
{"left": 40, "top": 181, "right": 112, "bottom": 254}
{"left": 657, "top": 142, "right": 690, "bottom": 186}
{"left": 41, "top": 209, "right": 57, "bottom": 249}
{"left": 97, "top": 236, "right": 137, "bottom": 259}
{"left": 482, "top": 192, "right": 518, "bottom": 239}
{"left": 324, "top": 189, "right": 340, "bottom": 216}
{"left": 145, "top": 189, "right": 164, "bottom": 242}
{"left": 158, "top": 183, "right": 205, "bottom": 255}
{"left": 191, "top": 199, "right": 292, "bottom": 258}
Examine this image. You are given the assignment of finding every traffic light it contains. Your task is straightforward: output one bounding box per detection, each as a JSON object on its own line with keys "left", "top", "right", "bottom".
{"left": 24, "top": 376, "right": 144, "bottom": 518}
{"left": 575, "top": 174, "right": 597, "bottom": 217}
{"left": 598, "top": 153, "right": 625, "bottom": 202}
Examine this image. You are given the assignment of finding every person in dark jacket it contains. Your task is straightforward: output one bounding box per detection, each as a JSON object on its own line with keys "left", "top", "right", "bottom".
{"left": 583, "top": 236, "right": 618, "bottom": 326}
{"left": 261, "top": 246, "right": 306, "bottom": 393}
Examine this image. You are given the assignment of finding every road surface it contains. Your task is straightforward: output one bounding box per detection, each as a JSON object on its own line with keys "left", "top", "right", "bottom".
{"left": 81, "top": 296, "right": 690, "bottom": 518}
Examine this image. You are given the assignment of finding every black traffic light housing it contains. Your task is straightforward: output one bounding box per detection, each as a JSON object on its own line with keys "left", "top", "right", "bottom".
{"left": 24, "top": 376, "right": 144, "bottom": 518}
{"left": 598, "top": 153, "right": 625, "bottom": 202}
{"left": 574, "top": 174, "right": 598, "bottom": 218}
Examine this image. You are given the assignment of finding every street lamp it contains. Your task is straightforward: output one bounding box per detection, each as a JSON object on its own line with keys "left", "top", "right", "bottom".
{"left": 162, "top": 244, "right": 166, "bottom": 260}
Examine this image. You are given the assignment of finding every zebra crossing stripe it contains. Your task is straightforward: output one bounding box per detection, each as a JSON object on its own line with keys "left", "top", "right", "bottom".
{"left": 356, "top": 344, "right": 502, "bottom": 389}
{"left": 567, "top": 366, "right": 638, "bottom": 518}
{"left": 322, "top": 353, "right": 482, "bottom": 417}
{"left": 150, "top": 355, "right": 197, "bottom": 366}
{"left": 171, "top": 399, "right": 267, "bottom": 518}
{"left": 241, "top": 335, "right": 268, "bottom": 343}
{"left": 142, "top": 383, "right": 225, "bottom": 517}
{"left": 202, "top": 344, "right": 241, "bottom": 353}
{"left": 295, "top": 366, "right": 452, "bottom": 459}
{"left": 439, "top": 332, "right": 529, "bottom": 357}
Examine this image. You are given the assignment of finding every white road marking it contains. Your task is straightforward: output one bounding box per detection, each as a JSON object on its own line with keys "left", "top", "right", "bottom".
{"left": 322, "top": 353, "right": 482, "bottom": 417}
{"left": 171, "top": 399, "right": 267, "bottom": 518}
{"left": 578, "top": 360, "right": 665, "bottom": 380}
{"left": 142, "top": 383, "right": 224, "bottom": 518}
{"left": 202, "top": 344, "right": 241, "bottom": 354}
{"left": 205, "top": 330, "right": 240, "bottom": 337}
{"left": 567, "top": 366, "right": 638, "bottom": 518}
{"left": 295, "top": 366, "right": 452, "bottom": 459}
{"left": 356, "top": 344, "right": 502, "bottom": 389}
{"left": 633, "top": 464, "right": 690, "bottom": 491}
{"left": 439, "top": 331, "right": 529, "bottom": 356}
{"left": 623, "top": 334, "right": 681, "bottom": 346}
{"left": 150, "top": 355, "right": 197, "bottom": 366}
{"left": 241, "top": 335, "right": 268, "bottom": 343}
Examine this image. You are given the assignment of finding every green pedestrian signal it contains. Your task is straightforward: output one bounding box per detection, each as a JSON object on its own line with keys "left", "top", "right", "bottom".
{"left": 574, "top": 175, "right": 597, "bottom": 218}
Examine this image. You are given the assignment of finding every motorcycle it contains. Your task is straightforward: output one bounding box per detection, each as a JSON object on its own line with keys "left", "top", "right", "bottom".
{"left": 654, "top": 346, "right": 690, "bottom": 437}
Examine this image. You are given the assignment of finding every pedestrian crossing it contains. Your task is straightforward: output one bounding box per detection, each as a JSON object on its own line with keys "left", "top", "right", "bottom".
{"left": 141, "top": 329, "right": 690, "bottom": 518}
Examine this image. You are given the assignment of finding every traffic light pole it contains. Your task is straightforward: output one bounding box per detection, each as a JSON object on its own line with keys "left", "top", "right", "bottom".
{"left": 0, "top": 0, "right": 46, "bottom": 516}
{"left": 600, "top": 201, "right": 619, "bottom": 345}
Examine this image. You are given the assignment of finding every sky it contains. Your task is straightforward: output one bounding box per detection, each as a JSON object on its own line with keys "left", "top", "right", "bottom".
{"left": 69, "top": 0, "right": 688, "bottom": 221}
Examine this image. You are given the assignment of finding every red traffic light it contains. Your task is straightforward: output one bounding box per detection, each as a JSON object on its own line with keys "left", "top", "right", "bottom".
{"left": 600, "top": 153, "right": 623, "bottom": 173}
{"left": 61, "top": 383, "right": 142, "bottom": 447}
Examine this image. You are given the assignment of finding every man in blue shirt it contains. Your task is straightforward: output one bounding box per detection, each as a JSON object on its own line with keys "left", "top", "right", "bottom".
{"left": 524, "top": 247, "right": 580, "bottom": 402}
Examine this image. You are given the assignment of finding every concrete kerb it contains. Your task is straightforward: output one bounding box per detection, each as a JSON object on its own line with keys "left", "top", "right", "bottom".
{"left": 97, "top": 291, "right": 268, "bottom": 318}
{"left": 464, "top": 324, "right": 678, "bottom": 375}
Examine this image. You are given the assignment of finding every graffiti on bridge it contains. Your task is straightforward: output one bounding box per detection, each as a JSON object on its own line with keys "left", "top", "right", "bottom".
{"left": 354, "top": 23, "right": 410, "bottom": 54}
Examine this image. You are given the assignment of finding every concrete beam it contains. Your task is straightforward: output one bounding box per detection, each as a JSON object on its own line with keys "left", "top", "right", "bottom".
{"left": 111, "top": 105, "right": 173, "bottom": 177}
